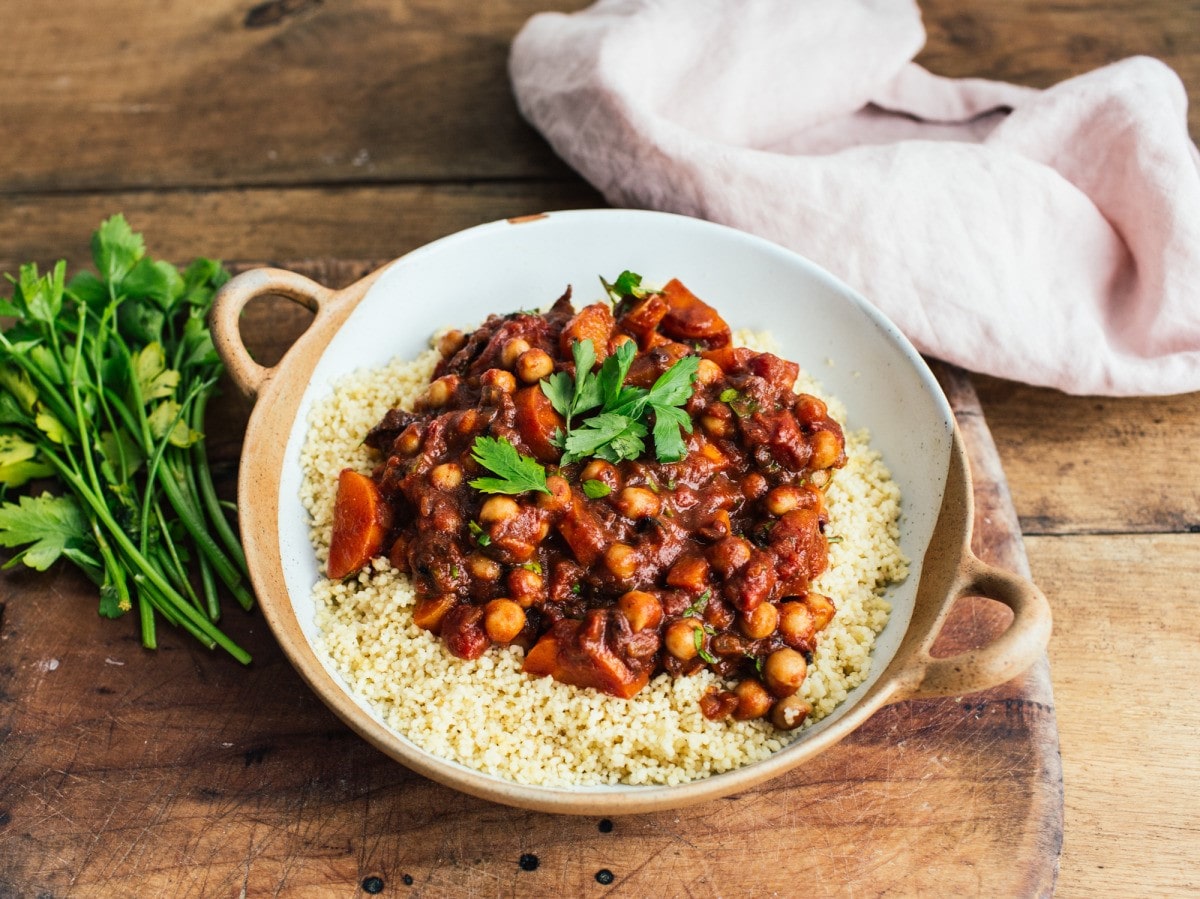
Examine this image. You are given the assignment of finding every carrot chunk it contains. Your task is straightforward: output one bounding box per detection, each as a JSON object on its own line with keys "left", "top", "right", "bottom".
{"left": 327, "top": 469, "right": 392, "bottom": 579}
{"left": 659, "top": 279, "right": 731, "bottom": 347}
{"left": 514, "top": 386, "right": 565, "bottom": 462}
{"left": 522, "top": 633, "right": 561, "bottom": 678}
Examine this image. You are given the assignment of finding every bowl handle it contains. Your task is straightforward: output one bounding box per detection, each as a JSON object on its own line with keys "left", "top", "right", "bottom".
{"left": 906, "top": 554, "right": 1052, "bottom": 699}
{"left": 210, "top": 268, "right": 334, "bottom": 399}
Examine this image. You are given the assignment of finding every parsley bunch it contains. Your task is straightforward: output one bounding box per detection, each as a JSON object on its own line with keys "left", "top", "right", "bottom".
{"left": 0, "top": 216, "right": 252, "bottom": 662}
{"left": 541, "top": 338, "right": 700, "bottom": 465}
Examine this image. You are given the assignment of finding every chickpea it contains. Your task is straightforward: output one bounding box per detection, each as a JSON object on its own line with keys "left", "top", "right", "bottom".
{"left": 422, "top": 375, "right": 457, "bottom": 409}
{"left": 430, "top": 462, "right": 463, "bottom": 491}
{"left": 537, "top": 475, "right": 572, "bottom": 512}
{"left": 516, "top": 348, "right": 554, "bottom": 384}
{"left": 740, "top": 602, "right": 779, "bottom": 640}
{"left": 707, "top": 535, "right": 752, "bottom": 578}
{"left": 500, "top": 337, "right": 531, "bottom": 369}
{"left": 604, "top": 543, "right": 638, "bottom": 579}
{"left": 701, "top": 413, "right": 733, "bottom": 438}
{"left": 611, "top": 333, "right": 635, "bottom": 350}
{"left": 778, "top": 601, "right": 816, "bottom": 649}
{"left": 580, "top": 459, "right": 621, "bottom": 491}
{"left": 467, "top": 553, "right": 501, "bottom": 581}
{"left": 455, "top": 409, "right": 480, "bottom": 434}
{"left": 615, "top": 486, "right": 661, "bottom": 520}
{"left": 480, "top": 367, "right": 517, "bottom": 395}
{"left": 695, "top": 358, "right": 723, "bottom": 386}
{"left": 479, "top": 495, "right": 520, "bottom": 525}
{"left": 435, "top": 329, "right": 467, "bottom": 358}
{"left": 763, "top": 647, "right": 808, "bottom": 697}
{"left": 396, "top": 424, "right": 423, "bottom": 456}
{"left": 617, "top": 590, "right": 663, "bottom": 632}
{"left": 770, "top": 694, "right": 812, "bottom": 730}
{"left": 806, "top": 592, "right": 836, "bottom": 630}
{"left": 484, "top": 599, "right": 527, "bottom": 643}
{"left": 431, "top": 506, "right": 462, "bottom": 534}
{"left": 664, "top": 618, "right": 702, "bottom": 661}
{"left": 508, "top": 567, "right": 544, "bottom": 608}
{"left": 412, "top": 594, "right": 455, "bottom": 632}
{"left": 733, "top": 679, "right": 774, "bottom": 721}
{"left": 795, "top": 394, "right": 829, "bottom": 421}
{"left": 740, "top": 473, "right": 768, "bottom": 503}
{"left": 765, "top": 485, "right": 805, "bottom": 516}
{"left": 810, "top": 429, "right": 842, "bottom": 469}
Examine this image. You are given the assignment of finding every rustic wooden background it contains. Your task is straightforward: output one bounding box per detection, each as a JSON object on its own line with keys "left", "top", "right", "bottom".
{"left": 2, "top": 1, "right": 1199, "bottom": 896}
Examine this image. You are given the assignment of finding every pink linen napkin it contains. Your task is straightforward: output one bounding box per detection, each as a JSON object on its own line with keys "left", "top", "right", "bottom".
{"left": 509, "top": 0, "right": 1200, "bottom": 396}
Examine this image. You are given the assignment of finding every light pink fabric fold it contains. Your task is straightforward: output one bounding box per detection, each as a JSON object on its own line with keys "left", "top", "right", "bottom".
{"left": 509, "top": 0, "right": 1200, "bottom": 395}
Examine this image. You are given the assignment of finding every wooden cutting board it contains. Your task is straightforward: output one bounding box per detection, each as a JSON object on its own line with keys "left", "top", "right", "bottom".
{"left": 0, "top": 261, "right": 1062, "bottom": 897}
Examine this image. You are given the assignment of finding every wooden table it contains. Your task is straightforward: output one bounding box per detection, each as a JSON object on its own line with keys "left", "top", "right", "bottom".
{"left": 2, "top": 2, "right": 1197, "bottom": 895}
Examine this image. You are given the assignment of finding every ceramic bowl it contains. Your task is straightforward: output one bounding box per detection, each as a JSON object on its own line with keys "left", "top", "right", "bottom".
{"left": 210, "top": 209, "right": 1051, "bottom": 814}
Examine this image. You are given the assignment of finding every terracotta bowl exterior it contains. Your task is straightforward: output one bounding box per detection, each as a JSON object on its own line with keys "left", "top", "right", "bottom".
{"left": 211, "top": 210, "right": 1051, "bottom": 815}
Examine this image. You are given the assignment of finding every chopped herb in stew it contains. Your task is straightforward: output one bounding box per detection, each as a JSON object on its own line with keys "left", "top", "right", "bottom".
{"left": 326, "top": 274, "right": 846, "bottom": 728}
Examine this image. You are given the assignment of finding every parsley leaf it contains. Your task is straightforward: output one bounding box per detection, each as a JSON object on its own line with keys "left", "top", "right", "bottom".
{"left": 694, "top": 627, "right": 717, "bottom": 665}
{"left": 0, "top": 492, "right": 96, "bottom": 573}
{"left": 468, "top": 520, "right": 493, "bottom": 546}
{"left": 650, "top": 404, "right": 693, "bottom": 463}
{"left": 536, "top": 275, "right": 702, "bottom": 467}
{"left": 600, "top": 270, "right": 661, "bottom": 303}
{"left": 582, "top": 479, "right": 611, "bottom": 499}
{"left": 540, "top": 338, "right": 603, "bottom": 430}
{"left": 468, "top": 435, "right": 551, "bottom": 495}
{"left": 561, "top": 412, "right": 647, "bottom": 465}
{"left": 645, "top": 354, "right": 700, "bottom": 408}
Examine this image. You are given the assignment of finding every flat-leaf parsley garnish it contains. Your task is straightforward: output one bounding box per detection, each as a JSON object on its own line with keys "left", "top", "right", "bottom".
{"left": 582, "top": 479, "right": 611, "bottom": 499}
{"left": 540, "top": 324, "right": 700, "bottom": 466}
{"left": 600, "top": 270, "right": 660, "bottom": 304}
{"left": 468, "top": 435, "right": 551, "bottom": 495}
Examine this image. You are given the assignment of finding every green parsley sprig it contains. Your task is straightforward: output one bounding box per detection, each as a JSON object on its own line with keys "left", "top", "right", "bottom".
{"left": 541, "top": 337, "right": 700, "bottom": 465}
{"left": 0, "top": 215, "right": 252, "bottom": 662}
{"left": 469, "top": 435, "right": 551, "bottom": 495}
{"left": 600, "top": 270, "right": 660, "bottom": 304}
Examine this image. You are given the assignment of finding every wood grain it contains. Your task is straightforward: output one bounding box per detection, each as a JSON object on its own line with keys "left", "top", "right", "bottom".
{"left": 0, "top": 0, "right": 1194, "bottom": 196}
{"left": 973, "top": 375, "right": 1200, "bottom": 536}
{"left": 0, "top": 183, "right": 602, "bottom": 274}
{"left": 0, "top": 342, "right": 1061, "bottom": 897}
{"left": 1027, "top": 532, "right": 1200, "bottom": 897}
{"left": 0, "top": 0, "right": 589, "bottom": 192}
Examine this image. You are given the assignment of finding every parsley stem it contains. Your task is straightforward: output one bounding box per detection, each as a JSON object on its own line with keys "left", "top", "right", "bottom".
{"left": 39, "top": 445, "right": 251, "bottom": 663}
{"left": 191, "top": 389, "right": 247, "bottom": 573}
{"left": 138, "top": 581, "right": 157, "bottom": 650}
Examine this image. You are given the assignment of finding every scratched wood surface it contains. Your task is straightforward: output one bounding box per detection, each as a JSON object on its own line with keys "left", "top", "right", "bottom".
{"left": 1, "top": 1, "right": 1199, "bottom": 896}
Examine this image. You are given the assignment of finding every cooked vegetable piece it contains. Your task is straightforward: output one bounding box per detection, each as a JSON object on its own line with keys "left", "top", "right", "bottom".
{"left": 559, "top": 302, "right": 615, "bottom": 361}
{"left": 327, "top": 469, "right": 392, "bottom": 579}
{"left": 658, "top": 278, "right": 732, "bottom": 347}
{"left": 514, "top": 386, "right": 566, "bottom": 462}
{"left": 523, "top": 619, "right": 650, "bottom": 699}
